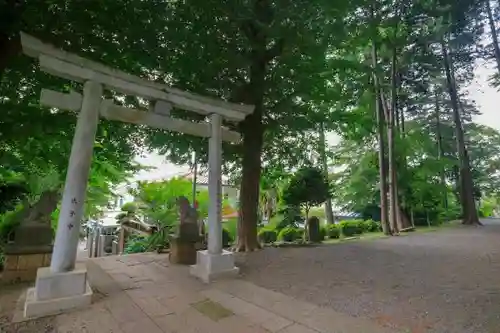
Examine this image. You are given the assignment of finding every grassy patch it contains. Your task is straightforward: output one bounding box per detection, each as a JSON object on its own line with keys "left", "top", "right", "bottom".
{"left": 192, "top": 299, "right": 233, "bottom": 321}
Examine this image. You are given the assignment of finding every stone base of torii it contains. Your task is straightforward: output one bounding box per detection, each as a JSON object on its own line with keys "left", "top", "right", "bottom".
{"left": 18, "top": 33, "right": 253, "bottom": 319}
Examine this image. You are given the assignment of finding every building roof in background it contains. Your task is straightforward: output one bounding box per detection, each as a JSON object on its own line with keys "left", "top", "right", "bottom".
{"left": 179, "top": 171, "right": 233, "bottom": 187}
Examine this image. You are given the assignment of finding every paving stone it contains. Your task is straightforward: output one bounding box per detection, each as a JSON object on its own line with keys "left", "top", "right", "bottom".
{"left": 120, "top": 317, "right": 163, "bottom": 333}
{"left": 277, "top": 323, "right": 321, "bottom": 333}
{"left": 217, "top": 315, "right": 270, "bottom": 333}
{"left": 153, "top": 308, "right": 220, "bottom": 333}
{"left": 104, "top": 294, "right": 148, "bottom": 324}
{"left": 259, "top": 314, "right": 294, "bottom": 332}
{"left": 133, "top": 296, "right": 174, "bottom": 317}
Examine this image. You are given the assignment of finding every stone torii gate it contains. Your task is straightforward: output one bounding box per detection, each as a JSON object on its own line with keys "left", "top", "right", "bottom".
{"left": 19, "top": 33, "right": 254, "bottom": 319}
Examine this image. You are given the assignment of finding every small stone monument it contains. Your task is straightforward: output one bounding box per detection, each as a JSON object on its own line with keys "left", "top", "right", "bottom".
{"left": 169, "top": 196, "right": 201, "bottom": 265}
{"left": 307, "top": 216, "right": 322, "bottom": 243}
{"left": 2, "top": 191, "right": 57, "bottom": 284}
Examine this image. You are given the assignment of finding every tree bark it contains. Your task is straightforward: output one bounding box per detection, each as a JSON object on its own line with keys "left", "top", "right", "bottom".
{"left": 485, "top": 0, "right": 500, "bottom": 75}
{"left": 434, "top": 89, "right": 448, "bottom": 209}
{"left": 388, "top": 47, "right": 399, "bottom": 232}
{"left": 234, "top": 0, "right": 284, "bottom": 251}
{"left": 0, "top": 1, "right": 24, "bottom": 79}
{"left": 441, "top": 39, "right": 481, "bottom": 225}
{"left": 318, "top": 122, "right": 335, "bottom": 224}
{"left": 236, "top": 88, "right": 265, "bottom": 251}
{"left": 371, "top": 38, "right": 391, "bottom": 235}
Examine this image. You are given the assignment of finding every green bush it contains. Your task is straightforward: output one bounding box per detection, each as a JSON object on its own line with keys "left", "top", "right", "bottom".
{"left": 124, "top": 236, "right": 148, "bottom": 254}
{"left": 277, "top": 227, "right": 301, "bottom": 242}
{"left": 224, "top": 218, "right": 238, "bottom": 240}
{"left": 121, "top": 202, "right": 138, "bottom": 213}
{"left": 340, "top": 220, "right": 363, "bottom": 237}
{"left": 362, "top": 219, "right": 381, "bottom": 232}
{"left": 222, "top": 228, "right": 233, "bottom": 247}
{"left": 0, "top": 204, "right": 24, "bottom": 243}
{"left": 326, "top": 224, "right": 340, "bottom": 238}
{"left": 258, "top": 228, "right": 278, "bottom": 244}
{"left": 319, "top": 226, "right": 326, "bottom": 240}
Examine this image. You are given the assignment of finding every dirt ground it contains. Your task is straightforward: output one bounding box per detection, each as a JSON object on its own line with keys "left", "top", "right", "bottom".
{"left": 237, "top": 220, "right": 500, "bottom": 333}
{"left": 0, "top": 283, "right": 55, "bottom": 333}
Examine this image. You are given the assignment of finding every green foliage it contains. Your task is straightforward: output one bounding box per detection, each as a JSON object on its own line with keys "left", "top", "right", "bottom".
{"left": 258, "top": 228, "right": 278, "bottom": 244}
{"left": 0, "top": 0, "right": 494, "bottom": 241}
{"left": 283, "top": 167, "right": 331, "bottom": 218}
{"left": 478, "top": 197, "right": 496, "bottom": 218}
{"left": 222, "top": 228, "right": 233, "bottom": 248}
{"left": 277, "top": 227, "right": 301, "bottom": 242}
{"left": 278, "top": 206, "right": 303, "bottom": 229}
{"left": 135, "top": 177, "right": 210, "bottom": 227}
{"left": 121, "top": 202, "right": 138, "bottom": 213}
{"left": 325, "top": 224, "right": 340, "bottom": 239}
{"left": 0, "top": 204, "right": 25, "bottom": 243}
{"left": 339, "top": 221, "right": 363, "bottom": 237}
{"left": 224, "top": 218, "right": 238, "bottom": 241}
{"left": 358, "top": 219, "right": 381, "bottom": 233}
{"left": 319, "top": 226, "right": 327, "bottom": 241}
{"left": 124, "top": 236, "right": 148, "bottom": 254}
{"left": 147, "top": 228, "right": 170, "bottom": 252}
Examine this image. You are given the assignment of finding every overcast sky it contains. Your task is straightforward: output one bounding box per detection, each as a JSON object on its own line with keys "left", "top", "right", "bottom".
{"left": 133, "top": 63, "right": 499, "bottom": 182}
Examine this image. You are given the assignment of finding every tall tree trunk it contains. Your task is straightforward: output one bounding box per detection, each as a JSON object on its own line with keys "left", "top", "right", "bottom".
{"left": 0, "top": 1, "right": 23, "bottom": 79}
{"left": 236, "top": 81, "right": 265, "bottom": 252}
{"left": 318, "top": 122, "right": 335, "bottom": 224}
{"left": 235, "top": 0, "right": 285, "bottom": 251}
{"left": 388, "top": 47, "right": 400, "bottom": 232}
{"left": 371, "top": 39, "right": 391, "bottom": 235}
{"left": 434, "top": 90, "right": 448, "bottom": 209}
{"left": 441, "top": 39, "right": 481, "bottom": 225}
{"left": 485, "top": 0, "right": 500, "bottom": 75}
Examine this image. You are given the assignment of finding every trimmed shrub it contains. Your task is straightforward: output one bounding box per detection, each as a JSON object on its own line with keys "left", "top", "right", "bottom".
{"left": 340, "top": 220, "right": 363, "bottom": 237}
{"left": 278, "top": 227, "right": 301, "bottom": 242}
{"left": 319, "top": 226, "right": 326, "bottom": 240}
{"left": 357, "top": 219, "right": 380, "bottom": 232}
{"left": 326, "top": 224, "right": 340, "bottom": 239}
{"left": 222, "top": 228, "right": 233, "bottom": 247}
{"left": 121, "top": 202, "right": 138, "bottom": 213}
{"left": 258, "top": 228, "right": 278, "bottom": 244}
{"left": 366, "top": 219, "right": 382, "bottom": 232}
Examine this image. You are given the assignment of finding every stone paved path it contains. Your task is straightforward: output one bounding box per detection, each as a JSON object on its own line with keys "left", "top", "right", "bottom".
{"left": 45, "top": 253, "right": 397, "bottom": 333}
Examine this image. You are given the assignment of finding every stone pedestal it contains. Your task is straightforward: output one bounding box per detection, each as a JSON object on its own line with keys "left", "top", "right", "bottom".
{"left": 190, "top": 250, "right": 239, "bottom": 283}
{"left": 169, "top": 235, "right": 198, "bottom": 265}
{"left": 24, "top": 263, "right": 92, "bottom": 319}
{"left": 1, "top": 250, "right": 52, "bottom": 284}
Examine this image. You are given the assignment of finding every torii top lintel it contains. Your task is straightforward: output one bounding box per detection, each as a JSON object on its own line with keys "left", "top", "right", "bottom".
{"left": 19, "top": 32, "right": 254, "bottom": 122}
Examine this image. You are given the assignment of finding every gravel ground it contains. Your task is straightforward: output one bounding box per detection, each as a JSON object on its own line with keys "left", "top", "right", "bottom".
{"left": 0, "top": 284, "right": 55, "bottom": 333}
{"left": 237, "top": 220, "right": 500, "bottom": 333}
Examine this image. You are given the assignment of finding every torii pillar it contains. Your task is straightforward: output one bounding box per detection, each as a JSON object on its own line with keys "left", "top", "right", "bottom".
{"left": 24, "top": 81, "right": 100, "bottom": 318}
{"left": 190, "top": 113, "right": 239, "bottom": 283}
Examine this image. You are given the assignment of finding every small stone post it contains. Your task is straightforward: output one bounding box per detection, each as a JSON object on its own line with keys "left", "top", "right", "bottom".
{"left": 51, "top": 81, "right": 102, "bottom": 272}
{"left": 207, "top": 113, "right": 223, "bottom": 254}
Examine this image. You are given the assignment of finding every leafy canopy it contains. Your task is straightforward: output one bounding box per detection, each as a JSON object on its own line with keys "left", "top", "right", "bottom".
{"left": 282, "top": 167, "right": 331, "bottom": 216}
